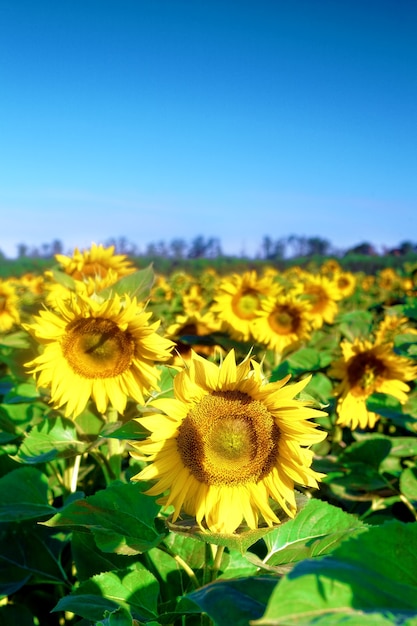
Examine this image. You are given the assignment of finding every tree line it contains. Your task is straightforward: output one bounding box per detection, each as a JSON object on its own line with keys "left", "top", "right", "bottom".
{"left": 2, "top": 235, "right": 417, "bottom": 262}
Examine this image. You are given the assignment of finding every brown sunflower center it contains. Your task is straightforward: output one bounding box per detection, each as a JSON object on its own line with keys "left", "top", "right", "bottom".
{"left": 62, "top": 317, "right": 135, "bottom": 378}
{"left": 176, "top": 390, "right": 279, "bottom": 485}
{"left": 305, "top": 286, "right": 328, "bottom": 312}
{"left": 232, "top": 290, "right": 260, "bottom": 320}
{"left": 71, "top": 262, "right": 110, "bottom": 280}
{"left": 347, "top": 352, "right": 386, "bottom": 395}
{"left": 270, "top": 307, "right": 299, "bottom": 335}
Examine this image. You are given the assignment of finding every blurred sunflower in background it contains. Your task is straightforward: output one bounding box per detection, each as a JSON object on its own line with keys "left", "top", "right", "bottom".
{"left": 131, "top": 350, "right": 326, "bottom": 534}
{"left": 0, "top": 279, "right": 21, "bottom": 332}
{"left": 24, "top": 292, "right": 174, "bottom": 418}
{"left": 210, "top": 270, "right": 279, "bottom": 341}
{"left": 251, "top": 291, "right": 312, "bottom": 355}
{"left": 302, "top": 274, "right": 341, "bottom": 329}
{"left": 55, "top": 242, "right": 136, "bottom": 282}
{"left": 329, "top": 338, "right": 417, "bottom": 430}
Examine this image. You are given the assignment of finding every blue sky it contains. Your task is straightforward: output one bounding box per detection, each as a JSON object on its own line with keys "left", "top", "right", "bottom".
{"left": 1, "top": 0, "right": 416, "bottom": 258}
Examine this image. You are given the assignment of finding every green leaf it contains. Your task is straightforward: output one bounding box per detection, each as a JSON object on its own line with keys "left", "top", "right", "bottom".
{"left": 3, "top": 381, "right": 40, "bottom": 403}
{"left": 71, "top": 531, "right": 142, "bottom": 582}
{"left": 304, "top": 373, "right": 334, "bottom": 405}
{"left": 259, "top": 499, "right": 366, "bottom": 569}
{"left": 270, "top": 348, "right": 321, "bottom": 380}
{"left": 338, "top": 437, "right": 392, "bottom": 469}
{"left": 0, "top": 331, "right": 31, "bottom": 349}
{"left": 14, "top": 415, "right": 87, "bottom": 463}
{"left": 182, "top": 576, "right": 278, "bottom": 626}
{"left": 0, "top": 466, "right": 56, "bottom": 521}
{"left": 336, "top": 310, "right": 373, "bottom": 341}
{"left": 255, "top": 520, "right": 417, "bottom": 625}
{"left": 100, "top": 419, "right": 149, "bottom": 441}
{"left": 400, "top": 467, "right": 417, "bottom": 501}
{"left": 52, "top": 564, "right": 159, "bottom": 622}
{"left": 367, "top": 393, "right": 417, "bottom": 432}
{"left": 0, "top": 604, "right": 37, "bottom": 626}
{"left": 96, "top": 606, "right": 134, "bottom": 626}
{"left": 100, "top": 265, "right": 155, "bottom": 300}
{"left": 394, "top": 332, "right": 417, "bottom": 359}
{"left": 0, "top": 522, "right": 68, "bottom": 591}
{"left": 44, "top": 481, "right": 167, "bottom": 554}
{"left": 218, "top": 549, "right": 259, "bottom": 579}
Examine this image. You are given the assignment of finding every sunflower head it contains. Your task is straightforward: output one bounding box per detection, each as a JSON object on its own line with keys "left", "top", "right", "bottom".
{"left": 131, "top": 350, "right": 327, "bottom": 534}
{"left": 24, "top": 291, "right": 175, "bottom": 418}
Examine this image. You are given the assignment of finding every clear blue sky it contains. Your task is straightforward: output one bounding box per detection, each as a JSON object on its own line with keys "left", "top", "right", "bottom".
{"left": 1, "top": 0, "right": 416, "bottom": 258}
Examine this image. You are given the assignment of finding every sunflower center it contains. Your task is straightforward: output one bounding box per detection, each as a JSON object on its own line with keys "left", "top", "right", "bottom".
{"left": 305, "top": 286, "right": 328, "bottom": 312}
{"left": 270, "top": 308, "right": 298, "bottom": 335}
{"left": 347, "top": 353, "right": 386, "bottom": 395}
{"left": 62, "top": 317, "right": 135, "bottom": 378}
{"left": 71, "top": 262, "right": 109, "bottom": 280}
{"left": 0, "top": 296, "right": 7, "bottom": 313}
{"left": 176, "top": 390, "right": 279, "bottom": 485}
{"left": 232, "top": 290, "right": 260, "bottom": 320}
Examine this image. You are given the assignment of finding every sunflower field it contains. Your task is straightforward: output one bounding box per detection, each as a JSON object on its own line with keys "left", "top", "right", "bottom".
{"left": 1, "top": 244, "right": 417, "bottom": 626}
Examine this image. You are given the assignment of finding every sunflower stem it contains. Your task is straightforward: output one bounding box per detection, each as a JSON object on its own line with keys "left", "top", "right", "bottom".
{"left": 70, "top": 453, "right": 82, "bottom": 493}
{"left": 106, "top": 407, "right": 124, "bottom": 481}
{"left": 211, "top": 545, "right": 225, "bottom": 581}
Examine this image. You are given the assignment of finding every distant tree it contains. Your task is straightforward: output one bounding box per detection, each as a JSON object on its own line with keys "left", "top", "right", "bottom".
{"left": 185, "top": 235, "right": 222, "bottom": 259}
{"left": 344, "top": 242, "right": 377, "bottom": 256}
{"left": 305, "top": 237, "right": 332, "bottom": 256}
{"left": 17, "top": 243, "right": 29, "bottom": 258}
{"left": 169, "top": 238, "right": 188, "bottom": 259}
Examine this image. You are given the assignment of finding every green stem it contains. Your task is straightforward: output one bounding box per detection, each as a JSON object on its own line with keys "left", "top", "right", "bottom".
{"left": 70, "top": 453, "right": 82, "bottom": 493}
{"left": 106, "top": 406, "right": 124, "bottom": 481}
{"left": 210, "top": 545, "right": 225, "bottom": 582}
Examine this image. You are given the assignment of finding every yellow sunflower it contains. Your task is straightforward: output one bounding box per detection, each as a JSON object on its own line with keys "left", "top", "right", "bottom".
{"left": 329, "top": 338, "right": 417, "bottom": 430}
{"left": 24, "top": 292, "right": 174, "bottom": 418}
{"left": 0, "top": 280, "right": 21, "bottom": 332}
{"left": 131, "top": 350, "right": 327, "bottom": 534}
{"left": 166, "top": 312, "right": 222, "bottom": 365}
{"left": 375, "top": 314, "right": 417, "bottom": 345}
{"left": 210, "top": 270, "right": 279, "bottom": 341}
{"left": 251, "top": 292, "right": 312, "bottom": 354}
{"left": 333, "top": 271, "right": 357, "bottom": 299}
{"left": 302, "top": 275, "right": 341, "bottom": 329}
{"left": 55, "top": 242, "right": 136, "bottom": 283}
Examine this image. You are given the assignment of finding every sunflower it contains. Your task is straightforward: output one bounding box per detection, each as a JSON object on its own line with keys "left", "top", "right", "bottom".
{"left": 374, "top": 314, "right": 417, "bottom": 345}
{"left": 251, "top": 292, "right": 312, "bottom": 354}
{"left": 302, "top": 275, "right": 341, "bottom": 329}
{"left": 333, "top": 271, "right": 357, "bottom": 299}
{"left": 166, "top": 312, "right": 222, "bottom": 365}
{"left": 0, "top": 280, "right": 21, "bottom": 332}
{"left": 210, "top": 270, "right": 279, "bottom": 341}
{"left": 24, "top": 292, "right": 174, "bottom": 418}
{"left": 131, "top": 350, "right": 326, "bottom": 534}
{"left": 329, "top": 338, "right": 417, "bottom": 430}
{"left": 55, "top": 242, "right": 136, "bottom": 283}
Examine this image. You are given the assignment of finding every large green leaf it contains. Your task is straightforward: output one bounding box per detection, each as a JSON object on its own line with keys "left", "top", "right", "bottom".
{"left": 0, "top": 522, "right": 68, "bottom": 592}
{"left": 255, "top": 520, "right": 417, "bottom": 625}
{"left": 14, "top": 415, "right": 87, "bottom": 463}
{"left": 71, "top": 531, "right": 142, "bottom": 582}
{"left": 52, "top": 565, "right": 159, "bottom": 622}
{"left": 0, "top": 466, "right": 56, "bottom": 521}
{"left": 44, "top": 481, "right": 166, "bottom": 554}
{"left": 336, "top": 310, "right": 373, "bottom": 341}
{"left": 179, "top": 576, "right": 278, "bottom": 626}
{"left": 258, "top": 499, "right": 366, "bottom": 569}
{"left": 270, "top": 348, "right": 322, "bottom": 380}
{"left": 400, "top": 467, "right": 417, "bottom": 502}
{"left": 100, "top": 265, "right": 155, "bottom": 300}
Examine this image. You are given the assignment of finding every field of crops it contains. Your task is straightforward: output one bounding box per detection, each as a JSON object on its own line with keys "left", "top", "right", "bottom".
{"left": 1, "top": 243, "right": 417, "bottom": 626}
